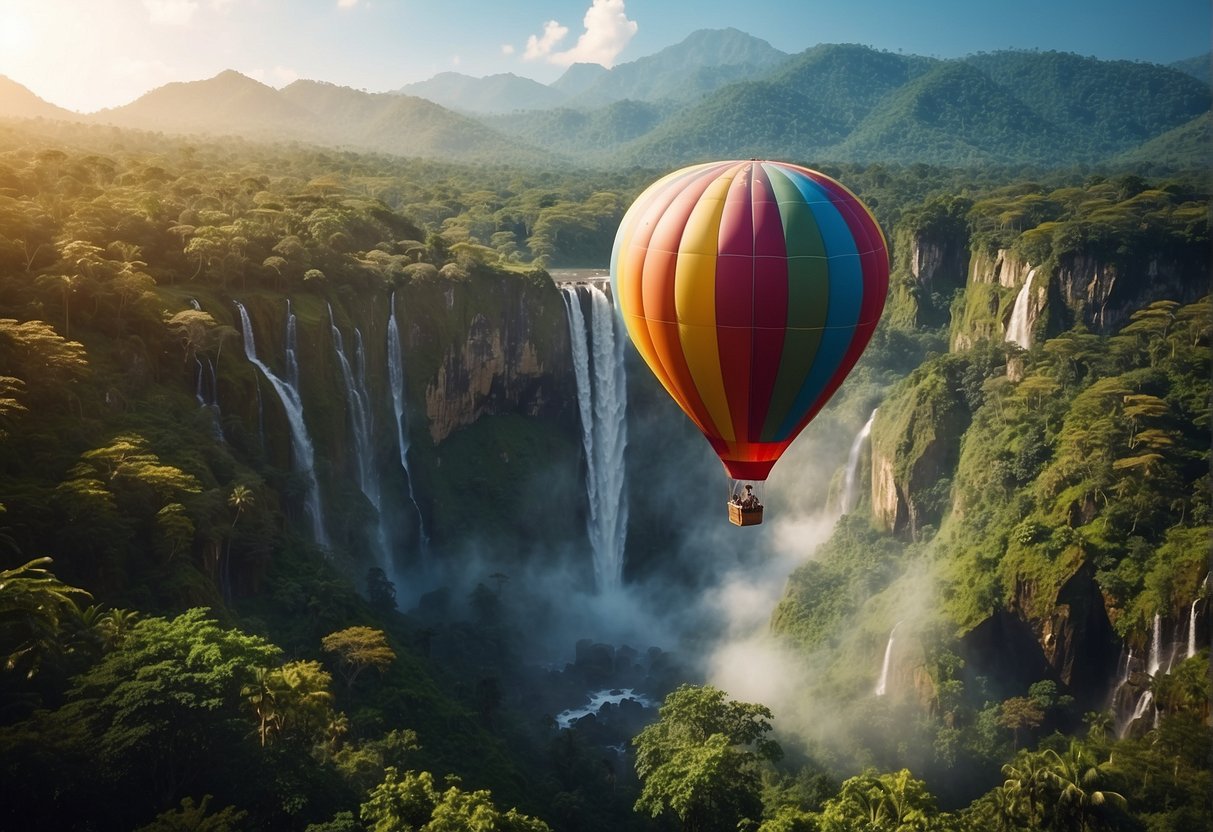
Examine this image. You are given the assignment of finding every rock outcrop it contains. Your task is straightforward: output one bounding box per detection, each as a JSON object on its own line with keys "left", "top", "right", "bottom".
{"left": 870, "top": 362, "right": 971, "bottom": 540}
{"left": 407, "top": 269, "right": 574, "bottom": 444}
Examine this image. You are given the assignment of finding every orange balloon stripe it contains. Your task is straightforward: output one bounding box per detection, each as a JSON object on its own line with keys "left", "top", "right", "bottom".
{"left": 633, "top": 166, "right": 730, "bottom": 437}
{"left": 614, "top": 164, "right": 720, "bottom": 423}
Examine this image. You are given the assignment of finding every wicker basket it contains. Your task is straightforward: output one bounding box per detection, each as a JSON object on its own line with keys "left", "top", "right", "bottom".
{"left": 728, "top": 502, "right": 764, "bottom": 526}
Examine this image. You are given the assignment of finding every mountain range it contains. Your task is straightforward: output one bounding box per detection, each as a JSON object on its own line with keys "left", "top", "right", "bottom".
{"left": 1, "top": 28, "right": 1208, "bottom": 170}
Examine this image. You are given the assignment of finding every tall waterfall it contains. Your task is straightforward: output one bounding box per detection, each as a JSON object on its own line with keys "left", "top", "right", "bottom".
{"left": 235, "top": 301, "right": 329, "bottom": 547}
{"left": 387, "top": 291, "right": 428, "bottom": 548}
{"left": 194, "top": 356, "right": 224, "bottom": 440}
{"left": 328, "top": 304, "right": 389, "bottom": 565}
{"left": 875, "top": 621, "right": 901, "bottom": 696}
{"left": 1005, "top": 268, "right": 1037, "bottom": 349}
{"left": 562, "top": 284, "right": 629, "bottom": 591}
{"left": 285, "top": 299, "right": 300, "bottom": 389}
{"left": 1188, "top": 599, "right": 1199, "bottom": 658}
{"left": 1147, "top": 612, "right": 1162, "bottom": 676}
{"left": 841, "top": 409, "right": 877, "bottom": 514}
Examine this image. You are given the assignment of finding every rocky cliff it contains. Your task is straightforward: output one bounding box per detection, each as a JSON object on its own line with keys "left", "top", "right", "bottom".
{"left": 870, "top": 359, "right": 971, "bottom": 540}
{"left": 211, "top": 265, "right": 578, "bottom": 561}
{"left": 408, "top": 268, "right": 573, "bottom": 444}
{"left": 951, "top": 245, "right": 1208, "bottom": 351}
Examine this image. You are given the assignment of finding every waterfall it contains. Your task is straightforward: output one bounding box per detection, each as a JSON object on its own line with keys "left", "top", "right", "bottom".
{"left": 562, "top": 284, "right": 629, "bottom": 591}
{"left": 328, "top": 304, "right": 389, "bottom": 566}
{"left": 875, "top": 621, "right": 901, "bottom": 696}
{"left": 1126, "top": 691, "right": 1154, "bottom": 731}
{"left": 235, "top": 301, "right": 329, "bottom": 547}
{"left": 841, "top": 409, "right": 877, "bottom": 514}
{"left": 387, "top": 291, "right": 428, "bottom": 548}
{"left": 1147, "top": 612, "right": 1162, "bottom": 676}
{"left": 1004, "top": 268, "right": 1037, "bottom": 349}
{"left": 1188, "top": 598, "right": 1199, "bottom": 658}
{"left": 194, "top": 356, "right": 224, "bottom": 440}
{"left": 285, "top": 299, "right": 300, "bottom": 389}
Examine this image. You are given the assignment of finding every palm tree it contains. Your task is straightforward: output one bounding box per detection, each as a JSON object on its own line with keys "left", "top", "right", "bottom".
{"left": 223, "top": 484, "right": 254, "bottom": 600}
{"left": 1001, "top": 750, "right": 1054, "bottom": 829}
{"left": 1045, "top": 742, "right": 1126, "bottom": 832}
{"left": 0, "top": 557, "right": 91, "bottom": 678}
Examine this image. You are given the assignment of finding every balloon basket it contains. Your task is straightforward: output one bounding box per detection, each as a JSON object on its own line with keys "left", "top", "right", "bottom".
{"left": 728, "top": 503, "right": 764, "bottom": 527}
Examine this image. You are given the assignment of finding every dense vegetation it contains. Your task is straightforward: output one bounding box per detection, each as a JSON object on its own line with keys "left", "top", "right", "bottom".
{"left": 0, "top": 113, "right": 1208, "bottom": 832}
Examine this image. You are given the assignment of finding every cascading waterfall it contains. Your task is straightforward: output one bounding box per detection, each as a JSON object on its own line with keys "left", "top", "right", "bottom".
{"left": 875, "top": 621, "right": 901, "bottom": 696}
{"left": 1147, "top": 612, "right": 1162, "bottom": 676}
{"left": 1004, "top": 268, "right": 1037, "bottom": 349}
{"left": 1127, "top": 691, "right": 1154, "bottom": 729}
{"left": 194, "top": 356, "right": 224, "bottom": 439}
{"left": 235, "top": 301, "right": 329, "bottom": 547}
{"left": 328, "top": 304, "right": 389, "bottom": 566}
{"left": 562, "top": 284, "right": 629, "bottom": 592}
{"left": 841, "top": 409, "right": 877, "bottom": 514}
{"left": 387, "top": 291, "right": 428, "bottom": 548}
{"left": 1189, "top": 598, "right": 1200, "bottom": 658}
{"left": 285, "top": 299, "right": 300, "bottom": 389}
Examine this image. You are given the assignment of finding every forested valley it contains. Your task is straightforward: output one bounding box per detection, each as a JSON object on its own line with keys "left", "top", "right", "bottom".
{"left": 0, "top": 115, "right": 1208, "bottom": 832}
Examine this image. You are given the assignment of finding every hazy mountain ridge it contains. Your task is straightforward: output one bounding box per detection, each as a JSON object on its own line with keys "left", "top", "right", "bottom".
{"left": 397, "top": 71, "right": 568, "bottom": 114}
{"left": 0, "top": 31, "right": 1207, "bottom": 170}
{"left": 0, "top": 76, "right": 83, "bottom": 121}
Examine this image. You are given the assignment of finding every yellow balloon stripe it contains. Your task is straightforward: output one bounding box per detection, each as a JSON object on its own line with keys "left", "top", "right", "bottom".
{"left": 674, "top": 167, "right": 739, "bottom": 443}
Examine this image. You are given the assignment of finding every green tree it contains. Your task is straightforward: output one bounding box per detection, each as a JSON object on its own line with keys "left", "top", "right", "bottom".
{"left": 633, "top": 684, "right": 782, "bottom": 832}
{"left": 360, "top": 767, "right": 549, "bottom": 832}
{"left": 0, "top": 556, "right": 91, "bottom": 678}
{"left": 322, "top": 626, "right": 396, "bottom": 690}
{"left": 818, "top": 769, "right": 944, "bottom": 832}
{"left": 132, "top": 796, "right": 248, "bottom": 832}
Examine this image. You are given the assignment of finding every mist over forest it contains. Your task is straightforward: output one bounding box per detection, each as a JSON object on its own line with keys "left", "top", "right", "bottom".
{"left": 0, "top": 24, "right": 1210, "bottom": 832}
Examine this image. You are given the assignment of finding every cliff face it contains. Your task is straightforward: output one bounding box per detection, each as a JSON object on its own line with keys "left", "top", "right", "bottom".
{"left": 951, "top": 245, "right": 1208, "bottom": 350}
{"left": 887, "top": 227, "right": 970, "bottom": 329}
{"left": 1051, "top": 252, "right": 1206, "bottom": 334}
{"left": 870, "top": 363, "right": 970, "bottom": 540}
{"left": 414, "top": 272, "right": 571, "bottom": 444}
{"left": 216, "top": 266, "right": 578, "bottom": 558}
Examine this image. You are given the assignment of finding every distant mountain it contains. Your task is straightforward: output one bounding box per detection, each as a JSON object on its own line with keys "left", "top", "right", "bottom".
{"left": 571, "top": 27, "right": 789, "bottom": 106}
{"left": 609, "top": 45, "right": 1210, "bottom": 168}
{"left": 483, "top": 99, "right": 665, "bottom": 161}
{"left": 1113, "top": 111, "right": 1212, "bottom": 169}
{"left": 0, "top": 76, "right": 81, "bottom": 121}
{"left": 93, "top": 70, "right": 313, "bottom": 135}
{"left": 1169, "top": 52, "right": 1211, "bottom": 82}
{"left": 396, "top": 71, "right": 567, "bottom": 114}
{"left": 964, "top": 51, "right": 1211, "bottom": 153}
{"left": 92, "top": 73, "right": 554, "bottom": 166}
{"left": 832, "top": 61, "right": 1065, "bottom": 164}
{"left": 551, "top": 62, "right": 610, "bottom": 97}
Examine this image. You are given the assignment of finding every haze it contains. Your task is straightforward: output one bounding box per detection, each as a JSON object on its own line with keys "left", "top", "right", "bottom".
{"left": 0, "top": 0, "right": 1208, "bottom": 113}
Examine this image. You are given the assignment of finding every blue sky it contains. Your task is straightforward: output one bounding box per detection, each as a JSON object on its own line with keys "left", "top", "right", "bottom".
{"left": 1, "top": 0, "right": 1209, "bottom": 112}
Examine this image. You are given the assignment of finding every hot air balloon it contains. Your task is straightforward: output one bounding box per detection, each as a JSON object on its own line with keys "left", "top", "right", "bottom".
{"left": 610, "top": 160, "right": 888, "bottom": 526}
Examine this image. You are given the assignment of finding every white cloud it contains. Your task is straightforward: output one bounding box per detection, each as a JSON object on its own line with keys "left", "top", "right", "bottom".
{"left": 500, "top": 43, "right": 515, "bottom": 56}
{"left": 143, "top": 0, "right": 199, "bottom": 25}
{"left": 524, "top": 0, "right": 637, "bottom": 67}
{"left": 451, "top": 54, "right": 461, "bottom": 67}
{"left": 336, "top": 0, "right": 359, "bottom": 8}
{"left": 272, "top": 65, "right": 299, "bottom": 85}
{"left": 524, "top": 19, "right": 569, "bottom": 61}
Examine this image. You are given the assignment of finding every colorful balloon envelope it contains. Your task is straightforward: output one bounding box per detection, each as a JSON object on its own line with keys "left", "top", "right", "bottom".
{"left": 610, "top": 160, "right": 888, "bottom": 484}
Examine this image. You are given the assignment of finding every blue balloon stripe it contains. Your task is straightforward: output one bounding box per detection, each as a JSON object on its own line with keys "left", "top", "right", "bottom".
{"left": 771, "top": 173, "right": 865, "bottom": 440}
